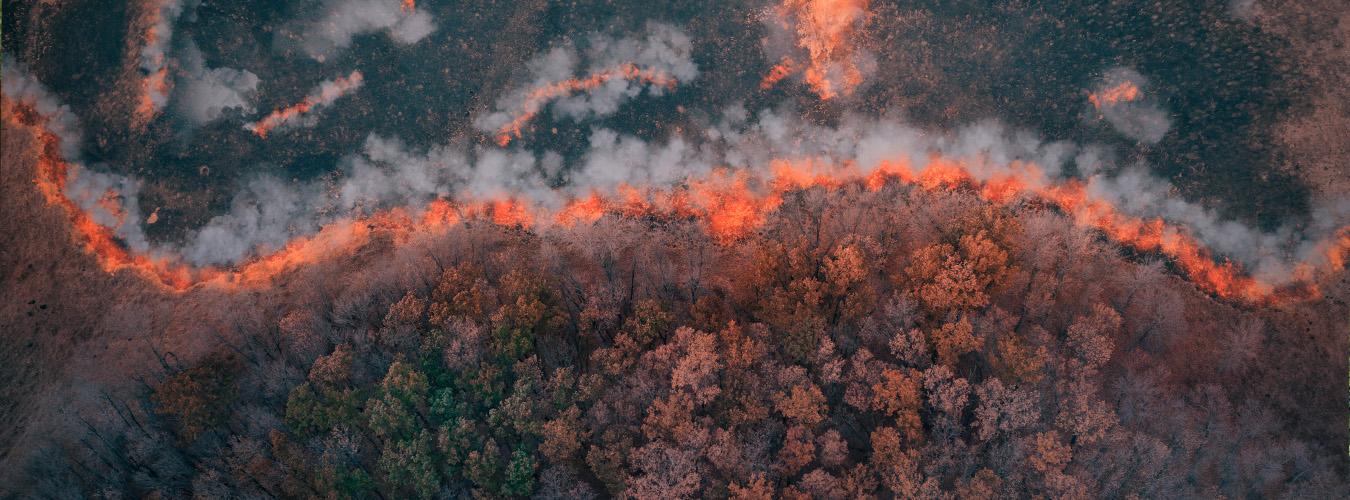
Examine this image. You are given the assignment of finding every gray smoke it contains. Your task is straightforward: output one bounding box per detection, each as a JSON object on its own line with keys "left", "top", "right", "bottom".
{"left": 242, "top": 70, "right": 364, "bottom": 135}
{"left": 279, "top": 0, "right": 435, "bottom": 61}
{"left": 3, "top": 56, "right": 84, "bottom": 159}
{"left": 1228, "top": 0, "right": 1262, "bottom": 21}
{"left": 3, "top": 56, "right": 153, "bottom": 253}
{"left": 474, "top": 23, "right": 699, "bottom": 136}
{"left": 174, "top": 103, "right": 1350, "bottom": 277}
{"left": 1089, "top": 68, "right": 1172, "bottom": 144}
{"left": 172, "top": 40, "right": 260, "bottom": 126}
{"left": 136, "top": 0, "right": 191, "bottom": 73}
{"left": 4, "top": 43, "right": 1346, "bottom": 284}
{"left": 135, "top": 0, "right": 195, "bottom": 113}
{"left": 182, "top": 176, "right": 326, "bottom": 265}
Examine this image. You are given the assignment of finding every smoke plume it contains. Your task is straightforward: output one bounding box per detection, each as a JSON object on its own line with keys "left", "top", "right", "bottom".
{"left": 761, "top": 0, "right": 875, "bottom": 100}
{"left": 280, "top": 0, "right": 436, "bottom": 61}
{"left": 133, "top": 0, "right": 194, "bottom": 121}
{"left": 2, "top": 56, "right": 84, "bottom": 160}
{"left": 171, "top": 40, "right": 261, "bottom": 126}
{"left": 1088, "top": 68, "right": 1172, "bottom": 144}
{"left": 3, "top": 38, "right": 1346, "bottom": 298}
{"left": 3, "top": 57, "right": 153, "bottom": 254}
{"left": 474, "top": 23, "right": 698, "bottom": 145}
{"left": 244, "top": 70, "right": 364, "bottom": 137}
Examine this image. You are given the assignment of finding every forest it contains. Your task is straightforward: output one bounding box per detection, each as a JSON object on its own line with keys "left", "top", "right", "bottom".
{"left": 19, "top": 179, "right": 1347, "bottom": 498}
{"left": 3, "top": 0, "right": 1349, "bottom": 498}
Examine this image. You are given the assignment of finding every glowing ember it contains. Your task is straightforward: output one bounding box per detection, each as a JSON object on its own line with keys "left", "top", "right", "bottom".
{"left": 1088, "top": 81, "right": 1142, "bottom": 109}
{"left": 245, "top": 70, "right": 364, "bottom": 138}
{"left": 760, "top": 57, "right": 797, "bottom": 90}
{"left": 494, "top": 63, "right": 678, "bottom": 146}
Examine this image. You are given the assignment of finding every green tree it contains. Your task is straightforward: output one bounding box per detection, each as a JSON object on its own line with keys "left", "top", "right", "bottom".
{"left": 366, "top": 392, "right": 417, "bottom": 441}
{"left": 382, "top": 359, "right": 430, "bottom": 408}
{"left": 378, "top": 430, "right": 439, "bottom": 499}
{"left": 366, "top": 359, "right": 431, "bottom": 441}
{"left": 285, "top": 382, "right": 363, "bottom": 437}
{"left": 502, "top": 447, "right": 538, "bottom": 497}
{"left": 465, "top": 438, "right": 503, "bottom": 493}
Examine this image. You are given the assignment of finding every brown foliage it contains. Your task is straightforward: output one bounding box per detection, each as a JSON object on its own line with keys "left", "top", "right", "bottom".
{"left": 151, "top": 352, "right": 240, "bottom": 442}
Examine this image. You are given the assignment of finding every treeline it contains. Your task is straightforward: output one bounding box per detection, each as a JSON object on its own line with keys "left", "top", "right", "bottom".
{"left": 25, "top": 184, "right": 1349, "bottom": 498}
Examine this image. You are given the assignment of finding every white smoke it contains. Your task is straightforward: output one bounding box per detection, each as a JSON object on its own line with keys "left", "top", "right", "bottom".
{"left": 172, "top": 40, "right": 260, "bottom": 125}
{"left": 136, "top": 0, "right": 194, "bottom": 113}
{"left": 1089, "top": 68, "right": 1172, "bottom": 144}
{"left": 137, "top": 0, "right": 191, "bottom": 72}
{"left": 182, "top": 135, "right": 555, "bottom": 265}
{"left": 349, "top": 108, "right": 1340, "bottom": 286}
{"left": 182, "top": 176, "right": 327, "bottom": 265}
{"left": 4, "top": 44, "right": 1346, "bottom": 286}
{"left": 243, "top": 70, "right": 363, "bottom": 136}
{"left": 757, "top": 0, "right": 877, "bottom": 98}
{"left": 569, "top": 128, "right": 712, "bottom": 191}
{"left": 2, "top": 56, "right": 84, "bottom": 159}
{"left": 281, "top": 0, "right": 436, "bottom": 61}
{"left": 1228, "top": 0, "right": 1262, "bottom": 21}
{"left": 3, "top": 57, "right": 151, "bottom": 253}
{"left": 338, "top": 135, "right": 463, "bottom": 211}
{"left": 474, "top": 23, "right": 699, "bottom": 137}
{"left": 65, "top": 168, "right": 152, "bottom": 252}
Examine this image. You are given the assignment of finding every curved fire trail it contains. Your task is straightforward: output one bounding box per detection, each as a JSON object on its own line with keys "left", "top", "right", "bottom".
{"left": 765, "top": 0, "right": 870, "bottom": 100}
{"left": 493, "top": 63, "right": 679, "bottom": 146}
{"left": 9, "top": 97, "right": 1349, "bottom": 302}
{"left": 244, "top": 70, "right": 365, "bottom": 138}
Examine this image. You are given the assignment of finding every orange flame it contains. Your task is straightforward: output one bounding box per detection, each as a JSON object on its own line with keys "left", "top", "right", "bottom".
{"left": 8, "top": 98, "right": 1349, "bottom": 301}
{"left": 760, "top": 57, "right": 797, "bottom": 90}
{"left": 494, "top": 63, "right": 678, "bottom": 146}
{"left": 555, "top": 192, "right": 608, "bottom": 226}
{"left": 402, "top": 0, "right": 415, "bottom": 14}
{"left": 130, "top": 1, "right": 180, "bottom": 124}
{"left": 1088, "top": 81, "right": 1141, "bottom": 109}
{"left": 1318, "top": 226, "right": 1350, "bottom": 273}
{"left": 14, "top": 106, "right": 197, "bottom": 291}
{"left": 771, "top": 0, "right": 870, "bottom": 100}
{"left": 246, "top": 71, "right": 364, "bottom": 138}
{"left": 134, "top": 67, "right": 171, "bottom": 123}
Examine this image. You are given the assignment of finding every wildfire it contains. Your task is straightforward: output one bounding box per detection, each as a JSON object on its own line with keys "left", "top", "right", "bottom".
{"left": 16, "top": 109, "right": 196, "bottom": 290}
{"left": 1320, "top": 226, "right": 1350, "bottom": 272}
{"left": 135, "top": 67, "right": 171, "bottom": 123}
{"left": 245, "top": 70, "right": 364, "bottom": 138}
{"left": 493, "top": 63, "right": 678, "bottom": 146}
{"left": 402, "top": 0, "right": 415, "bottom": 14}
{"left": 761, "top": 57, "right": 797, "bottom": 90}
{"left": 769, "top": 0, "right": 870, "bottom": 100}
{"left": 1088, "top": 81, "right": 1142, "bottom": 109}
{"left": 9, "top": 95, "right": 1350, "bottom": 302}
{"left": 131, "top": 0, "right": 183, "bottom": 124}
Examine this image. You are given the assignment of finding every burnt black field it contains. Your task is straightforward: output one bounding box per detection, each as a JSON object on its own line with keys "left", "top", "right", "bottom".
{"left": 2, "top": 0, "right": 1312, "bottom": 238}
